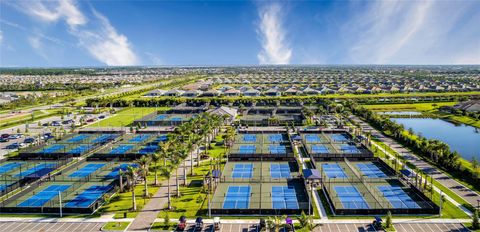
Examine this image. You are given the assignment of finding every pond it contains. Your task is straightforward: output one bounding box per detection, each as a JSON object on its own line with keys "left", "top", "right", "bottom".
{"left": 391, "top": 118, "right": 480, "bottom": 161}
{"left": 378, "top": 111, "right": 422, "bottom": 115}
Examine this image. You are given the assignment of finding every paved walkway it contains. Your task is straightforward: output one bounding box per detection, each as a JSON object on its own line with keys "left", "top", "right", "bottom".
{"left": 128, "top": 144, "right": 205, "bottom": 231}
{"left": 350, "top": 115, "right": 480, "bottom": 208}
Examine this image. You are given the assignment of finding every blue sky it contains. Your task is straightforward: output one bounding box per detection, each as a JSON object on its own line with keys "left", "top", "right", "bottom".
{"left": 0, "top": 0, "right": 479, "bottom": 67}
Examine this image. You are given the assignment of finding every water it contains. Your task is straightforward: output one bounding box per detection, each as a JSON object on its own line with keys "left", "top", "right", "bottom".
{"left": 391, "top": 118, "right": 480, "bottom": 161}
{"left": 378, "top": 111, "right": 422, "bottom": 115}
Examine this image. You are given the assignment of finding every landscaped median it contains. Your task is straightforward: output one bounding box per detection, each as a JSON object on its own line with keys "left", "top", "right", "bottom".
{"left": 101, "top": 221, "right": 131, "bottom": 232}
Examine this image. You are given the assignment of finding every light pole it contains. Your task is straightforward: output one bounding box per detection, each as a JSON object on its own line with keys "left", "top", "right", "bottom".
{"left": 59, "top": 191, "right": 63, "bottom": 217}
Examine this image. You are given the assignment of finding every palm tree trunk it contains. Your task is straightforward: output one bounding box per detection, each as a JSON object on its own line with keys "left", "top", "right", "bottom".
{"left": 183, "top": 160, "right": 187, "bottom": 186}
{"left": 154, "top": 169, "right": 158, "bottom": 186}
{"left": 144, "top": 176, "right": 148, "bottom": 197}
{"left": 119, "top": 174, "right": 123, "bottom": 193}
{"left": 132, "top": 187, "right": 137, "bottom": 211}
{"left": 190, "top": 149, "right": 194, "bottom": 176}
{"left": 176, "top": 167, "right": 180, "bottom": 197}
{"left": 167, "top": 178, "right": 171, "bottom": 210}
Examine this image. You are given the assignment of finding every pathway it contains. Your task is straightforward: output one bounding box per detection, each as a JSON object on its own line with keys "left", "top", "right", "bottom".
{"left": 349, "top": 115, "right": 480, "bottom": 208}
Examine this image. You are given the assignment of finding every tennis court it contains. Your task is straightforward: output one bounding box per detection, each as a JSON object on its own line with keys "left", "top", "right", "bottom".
{"left": 334, "top": 185, "right": 370, "bottom": 209}
{"left": 65, "top": 134, "right": 91, "bottom": 143}
{"left": 18, "top": 184, "right": 71, "bottom": 207}
{"left": 270, "top": 163, "right": 291, "bottom": 178}
{"left": 104, "top": 163, "right": 138, "bottom": 179}
{"left": 329, "top": 134, "right": 349, "bottom": 142}
{"left": 223, "top": 186, "right": 251, "bottom": 209}
{"left": 238, "top": 145, "right": 256, "bottom": 154}
{"left": 322, "top": 163, "right": 348, "bottom": 179}
{"left": 108, "top": 145, "right": 135, "bottom": 155}
{"left": 356, "top": 163, "right": 387, "bottom": 178}
{"left": 272, "top": 186, "right": 299, "bottom": 209}
{"left": 69, "top": 163, "right": 106, "bottom": 178}
{"left": 305, "top": 134, "right": 322, "bottom": 143}
{"left": 129, "top": 134, "right": 152, "bottom": 143}
{"left": 0, "top": 162, "right": 22, "bottom": 175}
{"left": 232, "top": 164, "right": 253, "bottom": 179}
{"left": 64, "top": 185, "right": 113, "bottom": 208}
{"left": 134, "top": 113, "right": 195, "bottom": 126}
{"left": 378, "top": 186, "right": 420, "bottom": 209}
{"left": 338, "top": 144, "right": 360, "bottom": 153}
{"left": 15, "top": 163, "right": 56, "bottom": 178}
{"left": 67, "top": 145, "right": 94, "bottom": 155}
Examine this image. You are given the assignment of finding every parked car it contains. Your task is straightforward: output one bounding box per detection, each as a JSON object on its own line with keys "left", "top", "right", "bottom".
{"left": 0, "top": 138, "right": 9, "bottom": 142}
{"left": 86, "top": 118, "right": 96, "bottom": 123}
{"left": 213, "top": 217, "right": 221, "bottom": 231}
{"left": 51, "top": 121, "right": 61, "bottom": 126}
{"left": 62, "top": 119, "right": 74, "bottom": 125}
{"left": 42, "top": 123, "right": 50, "bottom": 126}
{"left": 8, "top": 134, "right": 22, "bottom": 139}
{"left": 98, "top": 115, "right": 106, "bottom": 119}
{"left": 258, "top": 219, "right": 266, "bottom": 231}
{"left": 1, "top": 134, "right": 10, "bottom": 139}
{"left": 6, "top": 143, "right": 20, "bottom": 149}
{"left": 24, "top": 137, "right": 35, "bottom": 143}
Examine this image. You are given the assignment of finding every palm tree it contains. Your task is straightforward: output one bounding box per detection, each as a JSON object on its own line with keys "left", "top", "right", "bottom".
{"left": 160, "top": 165, "right": 173, "bottom": 210}
{"left": 136, "top": 155, "right": 151, "bottom": 197}
{"left": 297, "top": 211, "right": 320, "bottom": 231}
{"left": 151, "top": 152, "right": 161, "bottom": 186}
{"left": 125, "top": 165, "right": 138, "bottom": 211}
{"left": 159, "top": 141, "right": 171, "bottom": 166}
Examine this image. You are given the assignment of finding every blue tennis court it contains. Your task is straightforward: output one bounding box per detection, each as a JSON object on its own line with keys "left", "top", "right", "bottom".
{"left": 66, "top": 134, "right": 90, "bottom": 143}
{"left": 91, "top": 134, "right": 117, "bottom": 144}
{"left": 305, "top": 134, "right": 321, "bottom": 143}
{"left": 109, "top": 145, "right": 135, "bottom": 155}
{"left": 138, "top": 145, "right": 158, "bottom": 154}
{"left": 232, "top": 164, "right": 253, "bottom": 178}
{"left": 69, "top": 163, "right": 106, "bottom": 178}
{"left": 272, "top": 186, "right": 299, "bottom": 209}
{"left": 67, "top": 145, "right": 93, "bottom": 155}
{"left": 40, "top": 144, "right": 66, "bottom": 154}
{"left": 242, "top": 134, "right": 257, "bottom": 142}
{"left": 238, "top": 145, "right": 256, "bottom": 154}
{"left": 129, "top": 134, "right": 151, "bottom": 143}
{"left": 64, "top": 185, "right": 112, "bottom": 208}
{"left": 18, "top": 184, "right": 71, "bottom": 207}
{"left": 268, "top": 134, "right": 283, "bottom": 142}
{"left": 356, "top": 163, "right": 387, "bottom": 178}
{"left": 0, "top": 162, "right": 21, "bottom": 175}
{"left": 340, "top": 144, "right": 360, "bottom": 153}
{"left": 155, "top": 115, "right": 167, "bottom": 120}
{"left": 151, "top": 135, "right": 168, "bottom": 143}
{"left": 378, "top": 186, "right": 420, "bottom": 209}
{"left": 15, "top": 163, "right": 56, "bottom": 178}
{"left": 322, "top": 163, "right": 347, "bottom": 178}
{"left": 104, "top": 164, "right": 138, "bottom": 179}
{"left": 330, "top": 134, "right": 349, "bottom": 142}
{"left": 335, "top": 186, "right": 369, "bottom": 209}
{"left": 170, "top": 117, "right": 182, "bottom": 121}
{"left": 223, "top": 186, "right": 251, "bottom": 209}
{"left": 270, "top": 164, "right": 291, "bottom": 178}
{"left": 268, "top": 145, "right": 286, "bottom": 154}
{"left": 311, "top": 145, "right": 329, "bottom": 154}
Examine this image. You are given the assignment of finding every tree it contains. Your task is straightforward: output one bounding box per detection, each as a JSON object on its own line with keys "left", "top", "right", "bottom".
{"left": 266, "top": 215, "right": 286, "bottom": 232}
{"left": 160, "top": 165, "right": 173, "bottom": 210}
{"left": 151, "top": 152, "right": 161, "bottom": 186}
{"left": 297, "top": 211, "right": 320, "bottom": 230}
{"left": 125, "top": 165, "right": 138, "bottom": 211}
{"left": 473, "top": 209, "right": 479, "bottom": 230}
{"left": 136, "top": 155, "right": 151, "bottom": 197}
{"left": 385, "top": 211, "right": 393, "bottom": 229}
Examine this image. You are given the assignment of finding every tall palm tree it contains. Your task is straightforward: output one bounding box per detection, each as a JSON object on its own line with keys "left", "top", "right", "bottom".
{"left": 151, "top": 152, "right": 161, "bottom": 186}
{"left": 125, "top": 165, "right": 138, "bottom": 211}
{"left": 136, "top": 155, "right": 151, "bottom": 197}
{"left": 160, "top": 165, "right": 173, "bottom": 210}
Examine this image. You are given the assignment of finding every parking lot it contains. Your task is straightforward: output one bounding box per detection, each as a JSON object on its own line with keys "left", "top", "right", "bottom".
{"left": 171, "top": 222, "right": 469, "bottom": 232}
{"left": 0, "top": 221, "right": 104, "bottom": 232}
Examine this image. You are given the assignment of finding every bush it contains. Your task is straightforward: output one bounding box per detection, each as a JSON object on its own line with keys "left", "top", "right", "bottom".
{"left": 473, "top": 209, "right": 479, "bottom": 230}
{"left": 385, "top": 211, "right": 393, "bottom": 229}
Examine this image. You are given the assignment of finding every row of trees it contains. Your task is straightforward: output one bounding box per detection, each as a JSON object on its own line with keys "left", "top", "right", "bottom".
{"left": 120, "top": 113, "right": 224, "bottom": 211}
{"left": 349, "top": 102, "right": 480, "bottom": 188}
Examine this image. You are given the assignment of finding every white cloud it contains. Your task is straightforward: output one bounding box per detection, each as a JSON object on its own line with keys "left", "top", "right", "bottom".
{"left": 0, "top": 31, "right": 3, "bottom": 44}
{"left": 14, "top": 0, "right": 138, "bottom": 66}
{"left": 343, "top": 0, "right": 480, "bottom": 64}
{"left": 145, "top": 52, "right": 163, "bottom": 65}
{"left": 256, "top": 3, "right": 292, "bottom": 65}
{"left": 28, "top": 35, "right": 49, "bottom": 60}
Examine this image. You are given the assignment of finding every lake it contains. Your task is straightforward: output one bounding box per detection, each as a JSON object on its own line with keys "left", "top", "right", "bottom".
{"left": 391, "top": 118, "right": 480, "bottom": 161}
{"left": 378, "top": 111, "right": 422, "bottom": 115}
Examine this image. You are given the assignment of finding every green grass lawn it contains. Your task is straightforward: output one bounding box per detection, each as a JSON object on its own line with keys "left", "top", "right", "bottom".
{"left": 102, "top": 221, "right": 131, "bottom": 231}
{"left": 362, "top": 102, "right": 457, "bottom": 112}
{"left": 149, "top": 222, "right": 177, "bottom": 231}
{"left": 88, "top": 107, "right": 165, "bottom": 127}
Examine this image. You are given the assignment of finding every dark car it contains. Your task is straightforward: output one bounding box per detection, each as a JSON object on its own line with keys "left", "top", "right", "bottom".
{"left": 1, "top": 134, "right": 10, "bottom": 139}
{"left": 98, "top": 115, "right": 106, "bottom": 119}
{"left": 177, "top": 216, "right": 187, "bottom": 231}
{"left": 195, "top": 217, "right": 203, "bottom": 231}
{"left": 6, "top": 143, "right": 19, "bottom": 149}
{"left": 42, "top": 123, "right": 50, "bottom": 126}
{"left": 0, "top": 138, "right": 9, "bottom": 142}
{"left": 51, "top": 121, "right": 61, "bottom": 126}
{"left": 24, "top": 137, "right": 35, "bottom": 143}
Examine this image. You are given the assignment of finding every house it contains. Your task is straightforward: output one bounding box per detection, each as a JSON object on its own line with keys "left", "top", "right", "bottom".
{"left": 206, "top": 106, "right": 238, "bottom": 123}
{"left": 164, "top": 89, "right": 185, "bottom": 97}
{"left": 202, "top": 89, "right": 221, "bottom": 97}
{"left": 453, "top": 100, "right": 480, "bottom": 112}
{"left": 223, "top": 88, "right": 241, "bottom": 97}
{"left": 182, "top": 90, "right": 203, "bottom": 98}
{"left": 302, "top": 87, "right": 319, "bottom": 95}
{"left": 243, "top": 88, "right": 261, "bottom": 97}
{"left": 143, "top": 89, "right": 166, "bottom": 97}
{"left": 284, "top": 87, "right": 301, "bottom": 95}
{"left": 264, "top": 87, "right": 281, "bottom": 97}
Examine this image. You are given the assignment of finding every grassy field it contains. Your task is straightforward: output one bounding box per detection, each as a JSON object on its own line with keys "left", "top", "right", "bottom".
{"left": 0, "top": 109, "right": 60, "bottom": 130}
{"left": 88, "top": 107, "right": 165, "bottom": 127}
{"left": 363, "top": 102, "right": 457, "bottom": 112}
{"left": 102, "top": 221, "right": 131, "bottom": 231}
